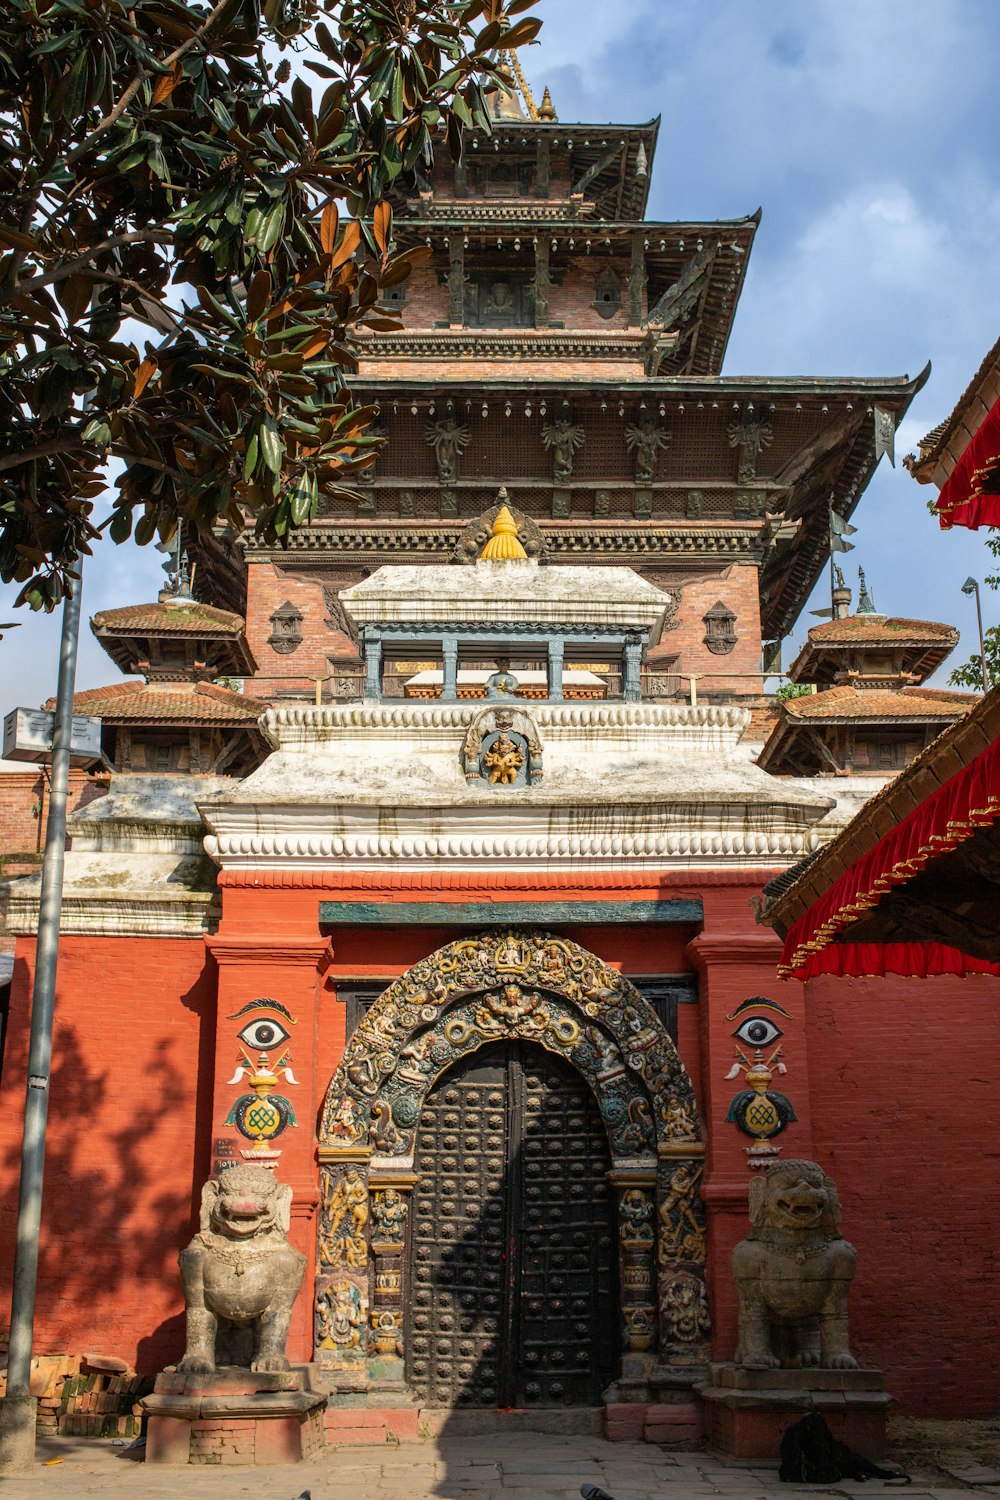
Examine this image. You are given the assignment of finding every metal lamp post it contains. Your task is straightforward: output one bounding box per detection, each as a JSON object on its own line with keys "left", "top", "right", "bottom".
{"left": 0, "top": 576, "right": 83, "bottom": 1471}
{"left": 961, "top": 577, "right": 990, "bottom": 693}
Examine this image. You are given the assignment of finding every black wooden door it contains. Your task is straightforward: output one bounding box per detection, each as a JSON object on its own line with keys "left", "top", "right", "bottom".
{"left": 407, "top": 1040, "right": 619, "bottom": 1408}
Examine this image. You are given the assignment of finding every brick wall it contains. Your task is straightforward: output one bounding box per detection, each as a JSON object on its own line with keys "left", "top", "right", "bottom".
{"left": 649, "top": 563, "right": 763, "bottom": 697}
{"left": 805, "top": 970, "right": 1000, "bottom": 1414}
{"left": 245, "top": 562, "right": 360, "bottom": 701}
{"left": 0, "top": 936, "right": 217, "bottom": 1374}
{"left": 0, "top": 770, "right": 108, "bottom": 860}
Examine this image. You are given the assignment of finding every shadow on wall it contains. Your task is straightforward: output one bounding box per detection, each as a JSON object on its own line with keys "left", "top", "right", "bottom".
{"left": 0, "top": 957, "right": 216, "bottom": 1374}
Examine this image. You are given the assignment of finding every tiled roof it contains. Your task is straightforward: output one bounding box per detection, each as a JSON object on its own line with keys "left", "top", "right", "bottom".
{"left": 91, "top": 602, "right": 246, "bottom": 636}
{"left": 759, "top": 684, "right": 1000, "bottom": 932}
{"left": 783, "top": 686, "right": 976, "bottom": 722}
{"left": 806, "top": 616, "right": 957, "bottom": 646}
{"left": 912, "top": 334, "right": 1000, "bottom": 469}
{"left": 55, "top": 681, "right": 268, "bottom": 725}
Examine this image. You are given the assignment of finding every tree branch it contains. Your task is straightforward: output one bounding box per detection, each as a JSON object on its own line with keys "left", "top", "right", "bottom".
{"left": 0, "top": 438, "right": 87, "bottom": 473}
{"left": 17, "top": 231, "right": 173, "bottom": 292}
{"left": 63, "top": 0, "right": 239, "bottom": 169}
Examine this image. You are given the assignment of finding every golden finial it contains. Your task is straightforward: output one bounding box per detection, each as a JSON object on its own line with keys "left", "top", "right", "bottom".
{"left": 538, "top": 86, "right": 557, "bottom": 122}
{"left": 480, "top": 494, "right": 527, "bottom": 561}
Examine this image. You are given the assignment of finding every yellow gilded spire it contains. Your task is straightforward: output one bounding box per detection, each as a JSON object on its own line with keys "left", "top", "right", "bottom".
{"left": 480, "top": 501, "right": 527, "bottom": 561}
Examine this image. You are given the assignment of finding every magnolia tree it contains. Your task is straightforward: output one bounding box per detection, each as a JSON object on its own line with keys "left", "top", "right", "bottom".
{"left": 0, "top": 0, "right": 540, "bottom": 611}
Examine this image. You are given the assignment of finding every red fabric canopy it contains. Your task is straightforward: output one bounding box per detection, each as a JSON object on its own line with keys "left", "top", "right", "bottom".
{"left": 779, "top": 734, "right": 1000, "bottom": 980}
{"left": 936, "top": 396, "right": 1000, "bottom": 529}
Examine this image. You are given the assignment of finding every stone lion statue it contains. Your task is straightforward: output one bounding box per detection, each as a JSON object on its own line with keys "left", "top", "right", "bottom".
{"left": 177, "top": 1165, "right": 306, "bottom": 1375}
{"left": 731, "top": 1160, "right": 857, "bottom": 1370}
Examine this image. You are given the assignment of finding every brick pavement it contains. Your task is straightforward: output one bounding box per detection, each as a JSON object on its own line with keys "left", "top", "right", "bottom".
{"left": 0, "top": 1430, "right": 966, "bottom": 1500}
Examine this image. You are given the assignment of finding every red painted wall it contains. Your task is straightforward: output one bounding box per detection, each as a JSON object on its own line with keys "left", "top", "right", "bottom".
{"left": 0, "top": 936, "right": 216, "bottom": 1373}
{"left": 803, "top": 970, "right": 1000, "bottom": 1415}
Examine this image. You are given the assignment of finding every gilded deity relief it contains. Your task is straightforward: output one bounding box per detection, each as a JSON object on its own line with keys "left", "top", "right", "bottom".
{"left": 619, "top": 1189, "right": 655, "bottom": 1246}
{"left": 463, "top": 707, "right": 542, "bottom": 787}
{"left": 371, "top": 1188, "right": 407, "bottom": 1245}
{"left": 317, "top": 1280, "right": 365, "bottom": 1351}
{"left": 658, "top": 1163, "right": 706, "bottom": 1265}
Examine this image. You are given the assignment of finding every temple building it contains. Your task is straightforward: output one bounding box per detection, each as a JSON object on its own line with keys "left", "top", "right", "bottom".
{"left": 757, "top": 570, "right": 974, "bottom": 776}
{"left": 3, "top": 71, "right": 999, "bottom": 1448}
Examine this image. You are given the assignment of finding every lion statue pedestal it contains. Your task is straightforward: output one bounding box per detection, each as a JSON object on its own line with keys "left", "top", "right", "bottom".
{"left": 143, "top": 1167, "right": 326, "bottom": 1465}
{"left": 697, "top": 1161, "right": 892, "bottom": 1461}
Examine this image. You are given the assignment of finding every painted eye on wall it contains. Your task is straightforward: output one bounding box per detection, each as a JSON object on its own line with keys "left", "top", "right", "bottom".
{"left": 733, "top": 1016, "right": 783, "bottom": 1047}
{"left": 237, "top": 1017, "right": 291, "bottom": 1051}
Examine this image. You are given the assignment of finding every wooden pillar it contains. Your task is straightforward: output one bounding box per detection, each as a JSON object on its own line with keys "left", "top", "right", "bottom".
{"left": 441, "top": 634, "right": 459, "bottom": 701}
{"left": 547, "top": 637, "right": 564, "bottom": 700}
{"left": 533, "top": 236, "right": 550, "bottom": 328}
{"left": 629, "top": 233, "right": 645, "bottom": 328}
{"left": 368, "top": 1173, "right": 417, "bottom": 1370}
{"left": 448, "top": 236, "right": 464, "bottom": 327}
{"left": 536, "top": 135, "right": 550, "bottom": 199}
{"left": 611, "top": 1168, "right": 657, "bottom": 1395}
{"left": 363, "top": 632, "right": 383, "bottom": 700}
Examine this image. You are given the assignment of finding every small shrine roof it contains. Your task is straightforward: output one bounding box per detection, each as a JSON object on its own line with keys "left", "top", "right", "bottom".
{"left": 91, "top": 601, "right": 246, "bottom": 636}
{"left": 56, "top": 680, "right": 268, "bottom": 726}
{"left": 339, "top": 559, "right": 671, "bottom": 638}
{"left": 787, "top": 613, "right": 958, "bottom": 685}
{"left": 781, "top": 685, "right": 976, "bottom": 722}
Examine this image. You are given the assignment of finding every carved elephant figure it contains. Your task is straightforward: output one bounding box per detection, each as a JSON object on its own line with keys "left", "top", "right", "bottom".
{"left": 732, "top": 1160, "right": 858, "bottom": 1370}
{"left": 177, "top": 1166, "right": 307, "bottom": 1375}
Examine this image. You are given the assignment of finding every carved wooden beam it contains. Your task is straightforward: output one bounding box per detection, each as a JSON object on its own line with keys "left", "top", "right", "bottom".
{"left": 646, "top": 244, "right": 716, "bottom": 329}
{"left": 571, "top": 141, "right": 623, "bottom": 198}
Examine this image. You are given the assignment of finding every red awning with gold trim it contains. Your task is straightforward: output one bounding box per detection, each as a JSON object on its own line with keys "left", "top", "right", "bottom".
{"left": 936, "top": 396, "right": 1000, "bottom": 529}
{"left": 778, "top": 733, "right": 1000, "bottom": 980}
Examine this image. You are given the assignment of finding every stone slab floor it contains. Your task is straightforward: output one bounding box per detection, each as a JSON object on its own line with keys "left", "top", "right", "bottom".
{"left": 0, "top": 1430, "right": 974, "bottom": 1500}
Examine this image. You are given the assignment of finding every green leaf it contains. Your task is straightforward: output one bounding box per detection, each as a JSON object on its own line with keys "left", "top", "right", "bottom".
{"left": 259, "top": 415, "right": 282, "bottom": 473}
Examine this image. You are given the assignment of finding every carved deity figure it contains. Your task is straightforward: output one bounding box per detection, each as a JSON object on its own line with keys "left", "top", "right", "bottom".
{"left": 541, "top": 417, "right": 585, "bottom": 483}
{"left": 659, "top": 1163, "right": 706, "bottom": 1263}
{"left": 484, "top": 731, "right": 525, "bottom": 785}
{"left": 371, "top": 1188, "right": 407, "bottom": 1244}
{"left": 321, "top": 1168, "right": 369, "bottom": 1268}
{"left": 661, "top": 1271, "right": 710, "bottom": 1344}
{"left": 625, "top": 418, "right": 670, "bottom": 483}
{"left": 177, "top": 1166, "right": 306, "bottom": 1374}
{"left": 619, "top": 1189, "right": 655, "bottom": 1245}
{"left": 732, "top": 1160, "right": 857, "bottom": 1370}
{"left": 425, "top": 418, "right": 470, "bottom": 484}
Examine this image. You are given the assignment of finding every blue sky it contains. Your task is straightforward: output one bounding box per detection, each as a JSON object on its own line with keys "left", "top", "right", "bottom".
{"left": 2, "top": 0, "right": 999, "bottom": 715}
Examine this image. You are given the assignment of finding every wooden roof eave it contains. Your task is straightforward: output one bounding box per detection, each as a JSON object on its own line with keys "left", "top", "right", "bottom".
{"left": 762, "top": 686, "right": 1000, "bottom": 936}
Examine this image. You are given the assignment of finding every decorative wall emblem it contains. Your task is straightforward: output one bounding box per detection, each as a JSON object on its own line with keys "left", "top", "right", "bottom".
{"left": 625, "top": 418, "right": 670, "bottom": 483}
{"left": 268, "top": 601, "right": 303, "bottom": 655}
{"left": 541, "top": 416, "right": 585, "bottom": 483}
{"left": 703, "top": 600, "right": 738, "bottom": 655}
{"left": 727, "top": 404, "right": 773, "bottom": 483}
{"left": 223, "top": 998, "right": 300, "bottom": 1160}
{"left": 725, "top": 1044, "right": 796, "bottom": 1164}
{"left": 425, "top": 418, "right": 470, "bottom": 484}
{"left": 463, "top": 706, "right": 542, "bottom": 787}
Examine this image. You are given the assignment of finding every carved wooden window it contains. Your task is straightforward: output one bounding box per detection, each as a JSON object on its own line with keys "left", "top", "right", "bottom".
{"left": 465, "top": 272, "right": 534, "bottom": 328}
{"left": 703, "top": 601, "right": 738, "bottom": 655}
{"left": 594, "top": 267, "right": 622, "bottom": 319}
{"left": 467, "top": 159, "right": 535, "bottom": 197}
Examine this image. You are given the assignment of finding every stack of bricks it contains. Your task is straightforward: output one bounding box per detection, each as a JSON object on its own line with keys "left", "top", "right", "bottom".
{"left": 603, "top": 1400, "right": 704, "bottom": 1447}
{"left": 58, "top": 1365, "right": 152, "bottom": 1438}
{"left": 184, "top": 1407, "right": 326, "bottom": 1465}
{"left": 0, "top": 1351, "right": 151, "bottom": 1439}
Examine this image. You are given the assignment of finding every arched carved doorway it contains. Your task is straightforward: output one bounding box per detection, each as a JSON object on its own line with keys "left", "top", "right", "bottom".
{"left": 316, "top": 931, "right": 708, "bottom": 1408}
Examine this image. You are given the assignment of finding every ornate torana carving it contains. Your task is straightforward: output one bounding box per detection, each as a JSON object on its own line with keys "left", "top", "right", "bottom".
{"left": 625, "top": 418, "right": 670, "bottom": 483}
{"left": 659, "top": 1163, "right": 706, "bottom": 1264}
{"left": 541, "top": 417, "right": 585, "bottom": 483}
{"left": 177, "top": 1166, "right": 306, "bottom": 1373}
{"left": 732, "top": 1160, "right": 857, "bottom": 1369}
{"left": 727, "top": 405, "right": 773, "bottom": 484}
{"left": 660, "top": 1271, "right": 711, "bottom": 1345}
{"left": 425, "top": 418, "right": 471, "bottom": 484}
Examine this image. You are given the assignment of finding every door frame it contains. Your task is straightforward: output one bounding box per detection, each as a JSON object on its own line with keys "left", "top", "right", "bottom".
{"left": 315, "top": 930, "right": 708, "bottom": 1406}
